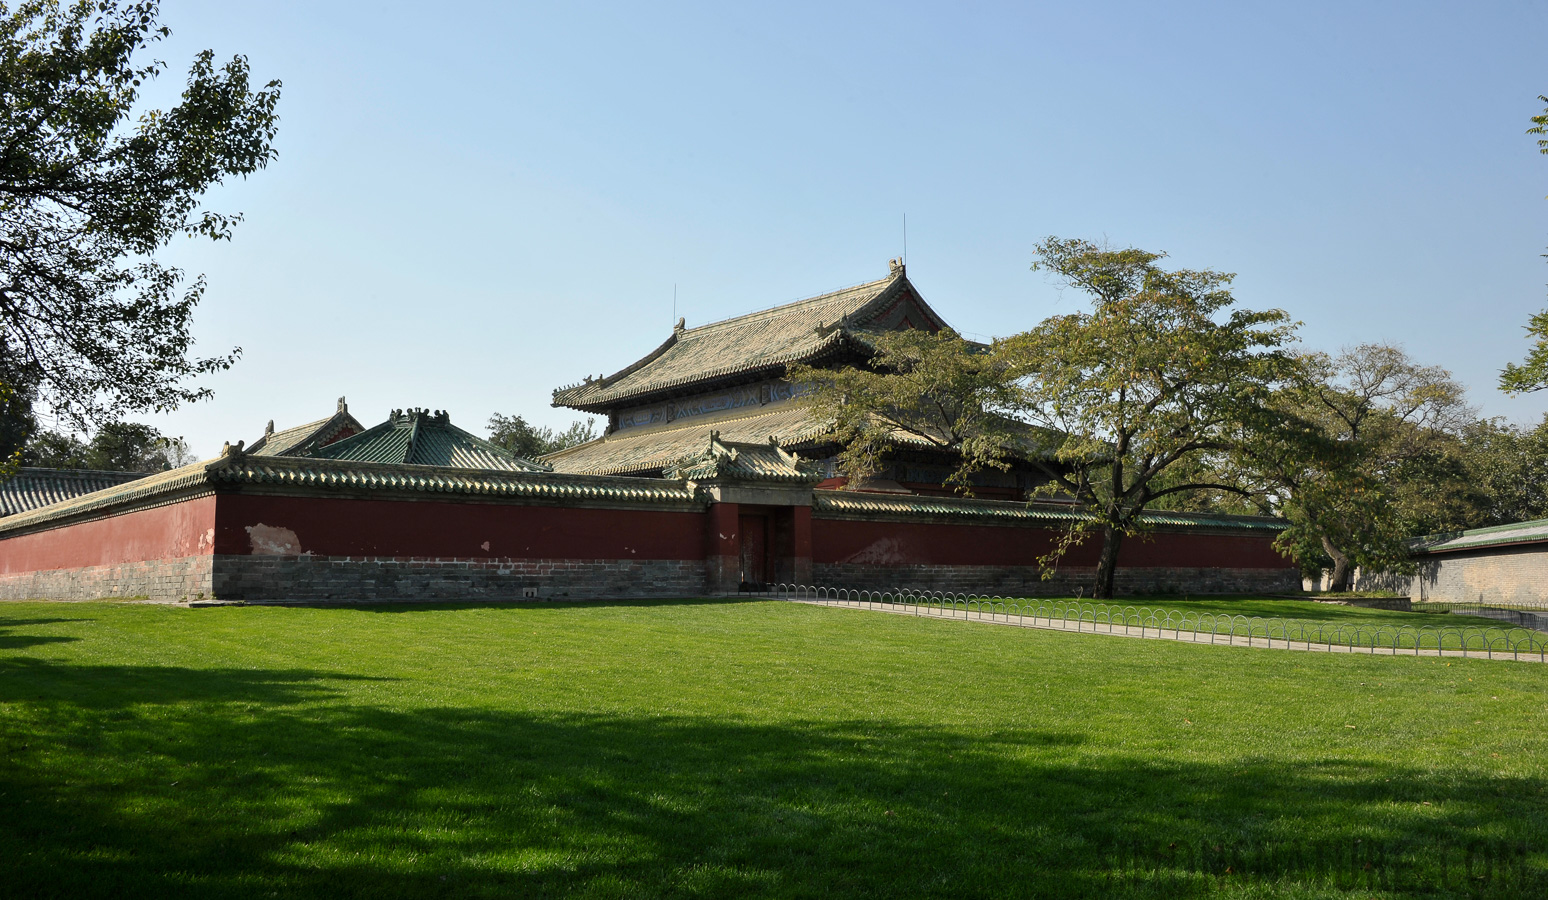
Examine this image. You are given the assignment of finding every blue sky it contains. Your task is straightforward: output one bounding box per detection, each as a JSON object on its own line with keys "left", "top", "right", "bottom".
{"left": 127, "top": 1, "right": 1548, "bottom": 455}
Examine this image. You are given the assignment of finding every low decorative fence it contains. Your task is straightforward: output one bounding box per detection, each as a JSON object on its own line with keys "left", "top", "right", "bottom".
{"left": 771, "top": 584, "right": 1548, "bottom": 662}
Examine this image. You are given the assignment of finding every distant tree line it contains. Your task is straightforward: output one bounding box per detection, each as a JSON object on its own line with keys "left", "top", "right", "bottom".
{"left": 485, "top": 414, "right": 597, "bottom": 459}
{"left": 12, "top": 421, "right": 193, "bottom": 474}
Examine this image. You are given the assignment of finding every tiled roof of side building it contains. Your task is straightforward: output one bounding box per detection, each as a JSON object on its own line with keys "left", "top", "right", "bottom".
{"left": 664, "top": 434, "right": 823, "bottom": 484}
{"left": 249, "top": 398, "right": 365, "bottom": 457}
{"left": 552, "top": 265, "right": 950, "bottom": 412}
{"left": 305, "top": 408, "right": 550, "bottom": 472}
{"left": 1409, "top": 517, "right": 1548, "bottom": 555}
{"left": 0, "top": 468, "right": 149, "bottom": 517}
{"left": 0, "top": 453, "right": 702, "bottom": 536}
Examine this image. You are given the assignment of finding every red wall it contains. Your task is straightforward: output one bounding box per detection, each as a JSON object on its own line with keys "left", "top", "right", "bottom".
{"left": 212, "top": 494, "right": 706, "bottom": 560}
{"left": 812, "top": 517, "right": 1291, "bottom": 569}
{"left": 0, "top": 495, "right": 217, "bottom": 572}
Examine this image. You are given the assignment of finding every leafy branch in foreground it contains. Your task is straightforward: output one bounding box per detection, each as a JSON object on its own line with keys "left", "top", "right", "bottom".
{"left": 1498, "top": 93, "right": 1548, "bottom": 394}
{"left": 0, "top": 0, "right": 281, "bottom": 428}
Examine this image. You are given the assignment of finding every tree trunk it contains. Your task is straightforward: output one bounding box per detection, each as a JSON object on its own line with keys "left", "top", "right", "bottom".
{"left": 1093, "top": 525, "right": 1124, "bottom": 599}
{"left": 1322, "top": 536, "right": 1352, "bottom": 593}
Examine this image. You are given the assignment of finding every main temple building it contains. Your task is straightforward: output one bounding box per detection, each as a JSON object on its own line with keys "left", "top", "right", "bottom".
{"left": 545, "top": 259, "right": 1041, "bottom": 500}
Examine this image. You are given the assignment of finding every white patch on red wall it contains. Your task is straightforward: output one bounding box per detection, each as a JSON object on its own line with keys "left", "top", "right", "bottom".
{"left": 245, "top": 523, "right": 303, "bottom": 556}
{"left": 197, "top": 528, "right": 215, "bottom": 551}
{"left": 842, "top": 537, "right": 908, "bottom": 566}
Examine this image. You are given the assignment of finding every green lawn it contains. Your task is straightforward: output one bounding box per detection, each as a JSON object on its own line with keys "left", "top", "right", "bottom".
{"left": 1, "top": 599, "right": 1544, "bottom": 898}
{"left": 1073, "top": 596, "right": 1515, "bottom": 629}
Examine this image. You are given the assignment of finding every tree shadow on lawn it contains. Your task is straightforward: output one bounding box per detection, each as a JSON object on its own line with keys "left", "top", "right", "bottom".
{"left": 0, "top": 616, "right": 82, "bottom": 649}
{"left": 0, "top": 656, "right": 1542, "bottom": 899}
{"left": 340, "top": 597, "right": 768, "bottom": 614}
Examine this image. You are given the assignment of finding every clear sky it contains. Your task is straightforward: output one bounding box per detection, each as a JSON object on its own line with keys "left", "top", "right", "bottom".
{"left": 122, "top": 1, "right": 1548, "bottom": 456}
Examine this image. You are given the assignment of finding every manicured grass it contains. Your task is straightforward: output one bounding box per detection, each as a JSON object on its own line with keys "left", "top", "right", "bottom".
{"left": 2, "top": 599, "right": 1545, "bottom": 898}
{"left": 1085, "top": 595, "right": 1514, "bottom": 629}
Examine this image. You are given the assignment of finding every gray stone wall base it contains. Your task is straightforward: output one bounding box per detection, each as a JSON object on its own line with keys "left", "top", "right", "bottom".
{"left": 212, "top": 555, "right": 708, "bottom": 603}
{"left": 812, "top": 563, "right": 1299, "bottom": 596}
{"left": 1366, "top": 547, "right": 1548, "bottom": 607}
{"left": 0, "top": 555, "right": 214, "bottom": 602}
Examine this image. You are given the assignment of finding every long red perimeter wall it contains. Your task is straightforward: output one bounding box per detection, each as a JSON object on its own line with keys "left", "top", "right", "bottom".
{"left": 0, "top": 491, "right": 1298, "bottom": 602}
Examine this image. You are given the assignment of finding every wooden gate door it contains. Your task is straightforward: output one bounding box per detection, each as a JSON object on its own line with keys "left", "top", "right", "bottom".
{"left": 738, "top": 514, "right": 768, "bottom": 587}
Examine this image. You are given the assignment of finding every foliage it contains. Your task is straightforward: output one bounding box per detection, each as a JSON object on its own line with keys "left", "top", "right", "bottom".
{"left": 787, "top": 328, "right": 1022, "bottom": 492}
{"left": 1498, "top": 94, "right": 1548, "bottom": 394}
{"left": 1455, "top": 414, "right": 1548, "bottom": 527}
{"left": 1001, "top": 237, "right": 1299, "bottom": 598}
{"left": 1258, "top": 344, "right": 1474, "bottom": 589}
{"left": 22, "top": 419, "right": 191, "bottom": 471}
{"left": 1, "top": 600, "right": 1544, "bottom": 897}
{"left": 487, "top": 413, "right": 597, "bottom": 459}
{"left": 0, "top": 0, "right": 281, "bottom": 427}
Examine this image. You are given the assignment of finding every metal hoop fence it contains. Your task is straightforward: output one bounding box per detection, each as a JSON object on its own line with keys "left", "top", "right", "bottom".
{"left": 770, "top": 584, "right": 1548, "bottom": 662}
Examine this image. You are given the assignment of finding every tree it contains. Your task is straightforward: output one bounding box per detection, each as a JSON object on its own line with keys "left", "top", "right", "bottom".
{"left": 787, "top": 327, "right": 1023, "bottom": 492}
{"left": 1260, "top": 344, "right": 1474, "bottom": 591}
{"left": 23, "top": 419, "right": 190, "bottom": 471}
{"left": 0, "top": 1, "right": 281, "bottom": 428}
{"left": 487, "top": 414, "right": 597, "bottom": 459}
{"left": 1456, "top": 415, "right": 1548, "bottom": 527}
{"left": 1000, "top": 238, "right": 1299, "bottom": 598}
{"left": 1499, "top": 94, "right": 1548, "bottom": 394}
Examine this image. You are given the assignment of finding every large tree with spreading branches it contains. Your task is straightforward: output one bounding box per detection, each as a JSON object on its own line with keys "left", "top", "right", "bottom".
{"left": 793, "top": 238, "right": 1300, "bottom": 599}
{"left": 1001, "top": 238, "right": 1300, "bottom": 598}
{"left": 0, "top": 0, "right": 280, "bottom": 436}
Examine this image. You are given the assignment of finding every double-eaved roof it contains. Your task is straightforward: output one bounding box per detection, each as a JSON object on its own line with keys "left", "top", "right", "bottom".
{"left": 552, "top": 264, "right": 947, "bottom": 414}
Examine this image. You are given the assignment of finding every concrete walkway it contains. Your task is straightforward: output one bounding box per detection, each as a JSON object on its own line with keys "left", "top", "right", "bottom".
{"left": 786, "top": 598, "right": 1548, "bottom": 663}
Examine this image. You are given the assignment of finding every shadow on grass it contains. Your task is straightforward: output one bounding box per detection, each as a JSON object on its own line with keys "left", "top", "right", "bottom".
{"left": 0, "top": 658, "right": 1542, "bottom": 899}
{"left": 336, "top": 596, "right": 767, "bottom": 614}
{"left": 0, "top": 616, "right": 82, "bottom": 649}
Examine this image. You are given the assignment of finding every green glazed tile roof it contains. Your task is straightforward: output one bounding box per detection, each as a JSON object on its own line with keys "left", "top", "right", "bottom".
{"left": 545, "top": 402, "right": 833, "bottom": 477}
{"left": 813, "top": 490, "right": 1287, "bottom": 532}
{"left": 305, "top": 408, "right": 549, "bottom": 472}
{"left": 664, "top": 434, "right": 822, "bottom": 484}
{"left": 1410, "top": 517, "right": 1548, "bottom": 555}
{"left": 0, "top": 468, "right": 149, "bottom": 517}
{"left": 552, "top": 268, "right": 950, "bottom": 412}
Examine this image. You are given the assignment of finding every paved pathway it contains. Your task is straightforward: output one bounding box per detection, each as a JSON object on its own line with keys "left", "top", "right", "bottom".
{"left": 786, "top": 598, "right": 1547, "bottom": 663}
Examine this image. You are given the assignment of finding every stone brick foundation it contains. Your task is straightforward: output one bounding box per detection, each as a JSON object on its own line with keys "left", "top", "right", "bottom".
{"left": 0, "top": 555, "right": 214, "bottom": 602}
{"left": 212, "top": 555, "right": 708, "bottom": 603}
{"left": 812, "top": 563, "right": 1299, "bottom": 597}
{"left": 1364, "top": 546, "right": 1548, "bottom": 608}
